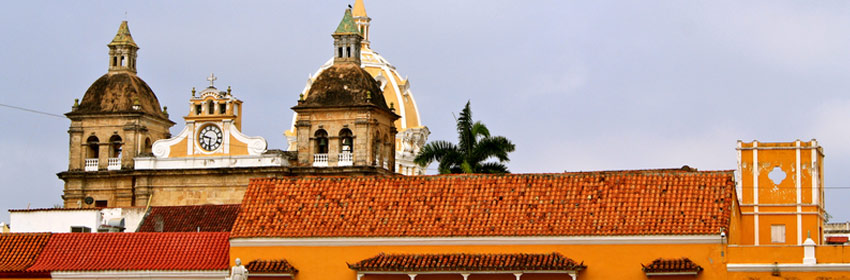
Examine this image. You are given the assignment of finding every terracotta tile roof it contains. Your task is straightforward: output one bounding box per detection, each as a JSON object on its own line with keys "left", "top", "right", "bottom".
{"left": 0, "top": 233, "right": 51, "bottom": 272}
{"left": 826, "top": 236, "right": 848, "bottom": 244}
{"left": 245, "top": 259, "right": 298, "bottom": 274}
{"left": 27, "top": 232, "right": 229, "bottom": 272}
{"left": 641, "top": 258, "right": 702, "bottom": 274}
{"left": 137, "top": 204, "right": 240, "bottom": 232}
{"left": 349, "top": 253, "right": 585, "bottom": 272}
{"left": 232, "top": 171, "right": 735, "bottom": 238}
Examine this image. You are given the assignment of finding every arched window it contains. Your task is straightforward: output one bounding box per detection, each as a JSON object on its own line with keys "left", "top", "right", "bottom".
{"left": 109, "top": 135, "right": 123, "bottom": 158}
{"left": 346, "top": 46, "right": 351, "bottom": 58}
{"left": 208, "top": 101, "right": 215, "bottom": 115}
{"left": 339, "top": 128, "right": 353, "bottom": 153}
{"left": 144, "top": 137, "right": 152, "bottom": 154}
{"left": 112, "top": 56, "right": 117, "bottom": 67}
{"left": 86, "top": 136, "right": 100, "bottom": 158}
{"left": 120, "top": 56, "right": 125, "bottom": 67}
{"left": 338, "top": 47, "right": 343, "bottom": 58}
{"left": 315, "top": 129, "right": 328, "bottom": 154}
{"left": 373, "top": 132, "right": 382, "bottom": 166}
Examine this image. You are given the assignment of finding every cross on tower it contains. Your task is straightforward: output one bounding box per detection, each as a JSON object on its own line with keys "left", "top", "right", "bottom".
{"left": 207, "top": 73, "right": 217, "bottom": 87}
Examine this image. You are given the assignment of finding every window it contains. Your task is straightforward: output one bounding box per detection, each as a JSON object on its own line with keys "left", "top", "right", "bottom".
{"left": 219, "top": 103, "right": 226, "bottom": 114}
{"left": 339, "top": 128, "right": 353, "bottom": 153}
{"left": 112, "top": 56, "right": 117, "bottom": 67}
{"left": 346, "top": 46, "right": 351, "bottom": 57}
{"left": 70, "top": 226, "right": 91, "bottom": 233}
{"left": 315, "top": 129, "right": 328, "bottom": 154}
{"left": 208, "top": 101, "right": 215, "bottom": 115}
{"left": 109, "top": 135, "right": 122, "bottom": 158}
{"left": 771, "top": 224, "right": 786, "bottom": 243}
{"left": 95, "top": 200, "right": 108, "bottom": 208}
{"left": 86, "top": 136, "right": 99, "bottom": 158}
{"left": 195, "top": 104, "right": 202, "bottom": 115}
{"left": 338, "top": 47, "right": 343, "bottom": 58}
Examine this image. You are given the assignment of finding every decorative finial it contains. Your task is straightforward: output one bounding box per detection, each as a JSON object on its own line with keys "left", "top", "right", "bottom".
{"left": 191, "top": 87, "right": 196, "bottom": 97}
{"left": 366, "top": 91, "right": 371, "bottom": 101}
{"left": 132, "top": 98, "right": 141, "bottom": 111}
{"left": 72, "top": 98, "right": 79, "bottom": 110}
{"left": 162, "top": 106, "right": 168, "bottom": 116}
{"left": 299, "top": 93, "right": 304, "bottom": 101}
{"left": 227, "top": 86, "right": 232, "bottom": 96}
{"left": 390, "top": 102, "right": 395, "bottom": 112}
{"left": 207, "top": 73, "right": 217, "bottom": 87}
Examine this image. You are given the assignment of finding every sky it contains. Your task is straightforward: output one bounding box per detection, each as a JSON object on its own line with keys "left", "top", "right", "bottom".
{"left": 1, "top": 1, "right": 849, "bottom": 224}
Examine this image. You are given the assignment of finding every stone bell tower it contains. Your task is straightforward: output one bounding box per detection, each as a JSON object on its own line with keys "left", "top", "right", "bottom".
{"left": 291, "top": 8, "right": 399, "bottom": 171}
{"left": 60, "top": 21, "right": 174, "bottom": 208}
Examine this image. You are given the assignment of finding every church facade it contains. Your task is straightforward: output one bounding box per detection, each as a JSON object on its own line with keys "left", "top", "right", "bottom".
{"left": 58, "top": 4, "right": 402, "bottom": 208}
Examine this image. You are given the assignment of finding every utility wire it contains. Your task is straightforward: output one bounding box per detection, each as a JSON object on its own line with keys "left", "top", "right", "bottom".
{"left": 0, "top": 103, "right": 65, "bottom": 118}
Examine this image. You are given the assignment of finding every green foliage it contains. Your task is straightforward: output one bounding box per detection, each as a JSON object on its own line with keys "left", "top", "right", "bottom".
{"left": 415, "top": 101, "right": 516, "bottom": 174}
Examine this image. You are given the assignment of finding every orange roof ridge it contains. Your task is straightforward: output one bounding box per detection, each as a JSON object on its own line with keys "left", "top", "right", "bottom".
{"left": 233, "top": 171, "right": 736, "bottom": 238}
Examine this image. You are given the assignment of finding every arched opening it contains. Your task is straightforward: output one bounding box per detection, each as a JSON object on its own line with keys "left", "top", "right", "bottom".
{"left": 373, "top": 132, "right": 382, "bottom": 166}
{"left": 339, "top": 129, "right": 353, "bottom": 153}
{"left": 109, "top": 135, "right": 123, "bottom": 158}
{"left": 207, "top": 101, "right": 215, "bottom": 115}
{"left": 338, "top": 128, "right": 353, "bottom": 166}
{"left": 112, "top": 56, "right": 117, "bottom": 67}
{"left": 346, "top": 46, "right": 351, "bottom": 58}
{"left": 85, "top": 136, "right": 100, "bottom": 171}
{"left": 144, "top": 137, "right": 152, "bottom": 154}
{"left": 338, "top": 47, "right": 343, "bottom": 58}
{"left": 314, "top": 129, "right": 329, "bottom": 154}
{"left": 313, "top": 129, "right": 329, "bottom": 167}
{"left": 120, "top": 56, "right": 125, "bottom": 67}
{"left": 195, "top": 104, "right": 202, "bottom": 115}
{"left": 86, "top": 136, "right": 100, "bottom": 159}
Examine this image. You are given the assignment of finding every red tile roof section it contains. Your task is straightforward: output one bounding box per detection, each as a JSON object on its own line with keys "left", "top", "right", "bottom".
{"left": 138, "top": 204, "right": 240, "bottom": 232}
{"left": 641, "top": 258, "right": 703, "bottom": 274}
{"left": 245, "top": 259, "right": 298, "bottom": 274}
{"left": 27, "top": 232, "right": 229, "bottom": 272}
{"left": 349, "top": 253, "right": 585, "bottom": 272}
{"left": 826, "top": 236, "right": 848, "bottom": 244}
{"left": 232, "top": 171, "right": 735, "bottom": 238}
{"left": 0, "top": 233, "right": 51, "bottom": 272}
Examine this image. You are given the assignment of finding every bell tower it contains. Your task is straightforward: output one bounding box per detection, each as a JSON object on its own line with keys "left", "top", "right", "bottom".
{"left": 108, "top": 21, "right": 138, "bottom": 73}
{"left": 61, "top": 21, "right": 173, "bottom": 208}
{"left": 736, "top": 140, "right": 825, "bottom": 246}
{"left": 291, "top": 7, "right": 398, "bottom": 171}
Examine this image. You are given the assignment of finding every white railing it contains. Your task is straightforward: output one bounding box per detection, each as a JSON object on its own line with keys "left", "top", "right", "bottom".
{"left": 313, "top": 153, "right": 328, "bottom": 167}
{"left": 338, "top": 152, "right": 353, "bottom": 166}
{"left": 107, "top": 157, "right": 121, "bottom": 171}
{"left": 85, "top": 158, "right": 99, "bottom": 171}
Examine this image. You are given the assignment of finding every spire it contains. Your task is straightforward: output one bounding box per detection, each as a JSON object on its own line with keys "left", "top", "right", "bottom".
{"left": 351, "top": 0, "right": 372, "bottom": 47}
{"left": 334, "top": 9, "right": 360, "bottom": 35}
{"left": 108, "top": 21, "right": 138, "bottom": 48}
{"left": 107, "top": 21, "right": 139, "bottom": 73}
{"left": 332, "top": 8, "right": 363, "bottom": 65}
{"left": 352, "top": 0, "right": 367, "bottom": 18}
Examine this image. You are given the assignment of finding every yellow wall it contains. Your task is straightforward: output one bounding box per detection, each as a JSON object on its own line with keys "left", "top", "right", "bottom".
{"left": 232, "top": 243, "right": 726, "bottom": 280}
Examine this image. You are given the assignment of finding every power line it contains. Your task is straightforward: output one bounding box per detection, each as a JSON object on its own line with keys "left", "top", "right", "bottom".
{"left": 0, "top": 103, "right": 66, "bottom": 119}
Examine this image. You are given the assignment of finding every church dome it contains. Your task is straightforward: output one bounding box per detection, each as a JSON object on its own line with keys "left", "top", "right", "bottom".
{"left": 73, "top": 72, "right": 165, "bottom": 117}
{"left": 295, "top": 63, "right": 389, "bottom": 110}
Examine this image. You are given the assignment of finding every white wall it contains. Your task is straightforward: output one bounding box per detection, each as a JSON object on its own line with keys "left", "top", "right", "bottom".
{"left": 10, "top": 209, "right": 100, "bottom": 233}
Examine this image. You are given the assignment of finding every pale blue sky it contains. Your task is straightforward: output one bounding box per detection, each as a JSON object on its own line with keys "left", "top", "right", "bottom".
{"left": 1, "top": 1, "right": 850, "bottom": 223}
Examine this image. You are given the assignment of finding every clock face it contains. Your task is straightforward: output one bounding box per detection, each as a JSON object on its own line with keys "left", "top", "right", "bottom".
{"left": 198, "top": 125, "right": 223, "bottom": 151}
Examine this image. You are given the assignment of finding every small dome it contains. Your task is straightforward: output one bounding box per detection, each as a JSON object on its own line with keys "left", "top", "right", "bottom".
{"left": 74, "top": 72, "right": 164, "bottom": 117}
{"left": 296, "top": 63, "right": 390, "bottom": 110}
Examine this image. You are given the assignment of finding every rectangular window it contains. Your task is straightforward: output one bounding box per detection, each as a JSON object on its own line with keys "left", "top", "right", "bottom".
{"left": 70, "top": 226, "right": 91, "bottom": 233}
{"left": 771, "top": 224, "right": 786, "bottom": 243}
{"left": 95, "top": 200, "right": 108, "bottom": 208}
{"left": 195, "top": 104, "right": 202, "bottom": 115}
{"left": 220, "top": 103, "right": 226, "bottom": 114}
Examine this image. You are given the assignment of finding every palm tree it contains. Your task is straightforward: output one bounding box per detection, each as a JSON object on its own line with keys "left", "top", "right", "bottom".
{"left": 415, "top": 101, "right": 516, "bottom": 174}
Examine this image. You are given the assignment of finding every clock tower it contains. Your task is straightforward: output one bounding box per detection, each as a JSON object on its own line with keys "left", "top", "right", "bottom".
{"left": 148, "top": 74, "right": 267, "bottom": 159}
